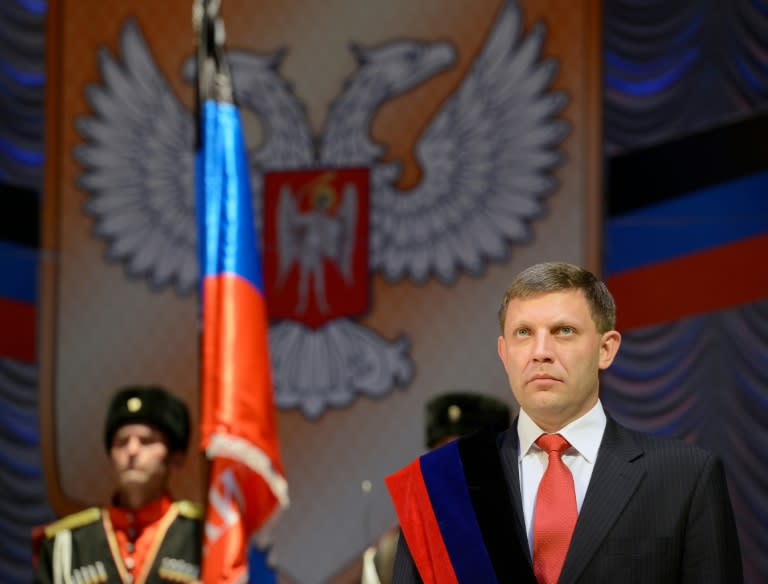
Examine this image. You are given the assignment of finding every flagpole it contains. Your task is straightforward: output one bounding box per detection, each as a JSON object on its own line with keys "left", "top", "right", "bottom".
{"left": 193, "top": 0, "right": 219, "bottom": 575}
{"left": 193, "top": 1, "right": 289, "bottom": 580}
{"left": 192, "top": 0, "right": 211, "bottom": 566}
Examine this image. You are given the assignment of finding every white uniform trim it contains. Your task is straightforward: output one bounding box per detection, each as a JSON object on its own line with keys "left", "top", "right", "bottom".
{"left": 52, "top": 529, "right": 73, "bottom": 584}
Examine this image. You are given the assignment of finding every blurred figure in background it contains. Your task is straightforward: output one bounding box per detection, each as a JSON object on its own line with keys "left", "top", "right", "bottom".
{"left": 34, "top": 386, "right": 202, "bottom": 584}
{"left": 361, "top": 391, "right": 510, "bottom": 584}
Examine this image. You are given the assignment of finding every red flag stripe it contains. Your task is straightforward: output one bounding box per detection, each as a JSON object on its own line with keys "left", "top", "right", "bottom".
{"left": 607, "top": 233, "right": 768, "bottom": 331}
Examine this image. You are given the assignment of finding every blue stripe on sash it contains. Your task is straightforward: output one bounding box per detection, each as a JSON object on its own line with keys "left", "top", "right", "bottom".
{"left": 420, "top": 440, "right": 499, "bottom": 584}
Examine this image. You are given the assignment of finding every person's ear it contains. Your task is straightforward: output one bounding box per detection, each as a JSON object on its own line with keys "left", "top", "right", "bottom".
{"left": 497, "top": 335, "right": 508, "bottom": 370}
{"left": 598, "top": 330, "right": 622, "bottom": 370}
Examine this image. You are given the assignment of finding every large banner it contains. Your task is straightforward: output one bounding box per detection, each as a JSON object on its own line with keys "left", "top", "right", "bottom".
{"left": 42, "top": 1, "right": 601, "bottom": 581}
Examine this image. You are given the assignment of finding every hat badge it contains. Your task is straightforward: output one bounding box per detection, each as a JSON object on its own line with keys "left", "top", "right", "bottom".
{"left": 448, "top": 404, "right": 462, "bottom": 422}
{"left": 127, "top": 397, "right": 142, "bottom": 412}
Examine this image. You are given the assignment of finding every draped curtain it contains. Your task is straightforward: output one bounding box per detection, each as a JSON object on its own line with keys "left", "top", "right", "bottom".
{"left": 0, "top": 0, "right": 45, "bottom": 189}
{"left": 0, "top": 1, "right": 53, "bottom": 582}
{"left": 0, "top": 0, "right": 766, "bottom": 582}
{"left": 604, "top": 1, "right": 768, "bottom": 582}
{"left": 605, "top": 0, "right": 768, "bottom": 154}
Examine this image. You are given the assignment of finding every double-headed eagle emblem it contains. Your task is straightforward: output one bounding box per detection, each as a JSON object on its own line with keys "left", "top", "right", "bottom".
{"left": 76, "top": 1, "right": 569, "bottom": 418}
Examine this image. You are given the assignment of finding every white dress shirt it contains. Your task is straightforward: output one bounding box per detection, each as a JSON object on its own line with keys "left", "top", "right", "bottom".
{"left": 517, "top": 400, "right": 607, "bottom": 556}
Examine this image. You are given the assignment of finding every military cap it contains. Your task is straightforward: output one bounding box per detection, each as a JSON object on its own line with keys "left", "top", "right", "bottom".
{"left": 426, "top": 391, "right": 510, "bottom": 449}
{"left": 103, "top": 386, "right": 190, "bottom": 453}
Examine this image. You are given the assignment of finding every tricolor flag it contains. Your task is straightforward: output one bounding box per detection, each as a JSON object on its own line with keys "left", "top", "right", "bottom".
{"left": 195, "top": 1, "right": 288, "bottom": 582}
{"left": 604, "top": 113, "right": 768, "bottom": 331}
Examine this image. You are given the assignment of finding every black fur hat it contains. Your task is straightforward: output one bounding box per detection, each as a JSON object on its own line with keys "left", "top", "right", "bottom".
{"left": 103, "top": 386, "right": 190, "bottom": 453}
{"left": 426, "top": 391, "right": 510, "bottom": 449}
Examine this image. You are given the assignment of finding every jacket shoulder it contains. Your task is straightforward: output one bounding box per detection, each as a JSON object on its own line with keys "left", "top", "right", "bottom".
{"left": 620, "top": 423, "right": 706, "bottom": 450}
{"left": 174, "top": 500, "right": 203, "bottom": 520}
{"left": 43, "top": 507, "right": 102, "bottom": 539}
{"left": 612, "top": 419, "right": 714, "bottom": 468}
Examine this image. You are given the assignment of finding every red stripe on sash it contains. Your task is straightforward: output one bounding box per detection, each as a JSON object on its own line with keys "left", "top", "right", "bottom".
{"left": 386, "top": 459, "right": 459, "bottom": 584}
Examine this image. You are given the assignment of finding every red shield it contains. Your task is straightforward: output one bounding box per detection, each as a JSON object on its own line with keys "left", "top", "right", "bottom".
{"left": 263, "top": 168, "right": 369, "bottom": 328}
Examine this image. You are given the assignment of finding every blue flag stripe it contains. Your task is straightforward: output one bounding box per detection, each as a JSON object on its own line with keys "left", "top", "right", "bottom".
{"left": 248, "top": 547, "right": 278, "bottom": 584}
{"left": 198, "top": 99, "right": 263, "bottom": 292}
{"left": 0, "top": 240, "right": 36, "bottom": 302}
{"left": 605, "top": 169, "right": 768, "bottom": 275}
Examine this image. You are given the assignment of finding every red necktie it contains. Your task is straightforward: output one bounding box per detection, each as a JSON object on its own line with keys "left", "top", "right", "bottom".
{"left": 533, "top": 433, "right": 577, "bottom": 584}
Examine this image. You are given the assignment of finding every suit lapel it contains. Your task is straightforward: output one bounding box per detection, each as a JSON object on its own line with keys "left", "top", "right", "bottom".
{"left": 559, "top": 417, "right": 646, "bottom": 584}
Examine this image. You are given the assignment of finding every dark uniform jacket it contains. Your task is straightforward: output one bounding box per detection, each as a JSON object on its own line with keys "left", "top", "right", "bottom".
{"left": 361, "top": 526, "right": 400, "bottom": 584}
{"left": 389, "top": 417, "right": 743, "bottom": 584}
{"left": 34, "top": 500, "right": 202, "bottom": 584}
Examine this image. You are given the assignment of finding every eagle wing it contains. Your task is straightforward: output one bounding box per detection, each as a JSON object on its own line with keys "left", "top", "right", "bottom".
{"left": 335, "top": 183, "right": 358, "bottom": 284}
{"left": 276, "top": 185, "right": 301, "bottom": 285}
{"left": 370, "top": 1, "right": 570, "bottom": 283}
{"left": 75, "top": 18, "right": 198, "bottom": 294}
{"left": 75, "top": 20, "right": 314, "bottom": 295}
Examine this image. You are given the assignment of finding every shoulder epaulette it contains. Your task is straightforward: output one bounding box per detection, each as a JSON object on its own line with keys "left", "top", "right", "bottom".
{"left": 43, "top": 507, "right": 102, "bottom": 538}
{"left": 174, "top": 500, "right": 203, "bottom": 520}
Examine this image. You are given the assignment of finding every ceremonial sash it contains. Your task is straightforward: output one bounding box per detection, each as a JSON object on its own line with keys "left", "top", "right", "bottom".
{"left": 386, "top": 429, "right": 535, "bottom": 584}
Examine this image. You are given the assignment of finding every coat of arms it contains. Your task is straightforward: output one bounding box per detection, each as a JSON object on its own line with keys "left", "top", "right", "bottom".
{"left": 76, "top": 1, "right": 569, "bottom": 418}
{"left": 264, "top": 168, "right": 369, "bottom": 326}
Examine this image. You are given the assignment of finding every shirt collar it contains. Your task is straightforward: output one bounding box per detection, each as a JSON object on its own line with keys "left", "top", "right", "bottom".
{"left": 108, "top": 493, "right": 173, "bottom": 530}
{"left": 517, "top": 400, "right": 606, "bottom": 463}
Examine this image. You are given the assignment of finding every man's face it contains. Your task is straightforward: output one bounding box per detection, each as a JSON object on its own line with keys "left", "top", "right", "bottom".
{"left": 497, "top": 289, "right": 621, "bottom": 432}
{"left": 110, "top": 423, "right": 176, "bottom": 502}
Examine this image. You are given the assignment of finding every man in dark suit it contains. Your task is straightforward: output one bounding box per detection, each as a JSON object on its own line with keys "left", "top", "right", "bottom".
{"left": 386, "top": 261, "right": 742, "bottom": 583}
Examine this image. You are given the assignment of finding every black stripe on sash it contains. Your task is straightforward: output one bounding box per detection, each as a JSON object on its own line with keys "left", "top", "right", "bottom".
{"left": 458, "top": 428, "right": 537, "bottom": 584}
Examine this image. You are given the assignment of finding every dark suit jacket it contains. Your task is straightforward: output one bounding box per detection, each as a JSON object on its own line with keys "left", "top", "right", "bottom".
{"left": 392, "top": 416, "right": 742, "bottom": 583}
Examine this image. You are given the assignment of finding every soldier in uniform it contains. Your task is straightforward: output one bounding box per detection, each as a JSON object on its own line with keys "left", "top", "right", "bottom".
{"left": 34, "top": 386, "right": 202, "bottom": 584}
{"left": 361, "top": 391, "right": 510, "bottom": 584}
